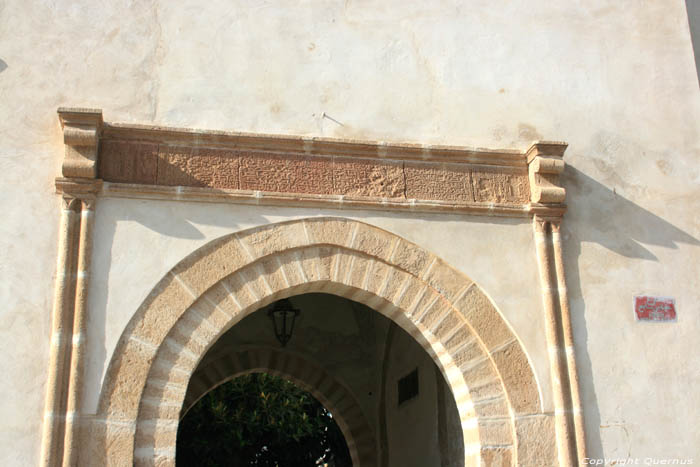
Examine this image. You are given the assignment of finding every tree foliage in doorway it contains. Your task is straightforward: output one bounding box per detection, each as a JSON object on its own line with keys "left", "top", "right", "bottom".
{"left": 176, "top": 373, "right": 352, "bottom": 467}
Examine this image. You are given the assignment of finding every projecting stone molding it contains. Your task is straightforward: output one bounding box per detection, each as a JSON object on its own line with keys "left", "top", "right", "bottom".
{"left": 55, "top": 108, "right": 568, "bottom": 218}
{"left": 43, "top": 108, "right": 584, "bottom": 467}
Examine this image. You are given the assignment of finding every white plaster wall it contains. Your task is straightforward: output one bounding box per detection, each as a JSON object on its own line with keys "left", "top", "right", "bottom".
{"left": 0, "top": 1, "right": 698, "bottom": 465}
{"left": 384, "top": 322, "right": 442, "bottom": 467}
{"left": 85, "top": 199, "right": 547, "bottom": 415}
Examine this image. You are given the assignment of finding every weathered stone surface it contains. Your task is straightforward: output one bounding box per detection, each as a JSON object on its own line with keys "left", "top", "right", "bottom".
{"left": 461, "top": 358, "right": 499, "bottom": 388}
{"left": 473, "top": 396, "right": 511, "bottom": 418}
{"left": 103, "top": 337, "right": 157, "bottom": 419}
{"left": 157, "top": 146, "right": 240, "bottom": 188}
{"left": 237, "top": 221, "right": 309, "bottom": 259}
{"left": 100, "top": 140, "right": 158, "bottom": 184}
{"left": 333, "top": 157, "right": 405, "bottom": 198}
{"left": 240, "top": 152, "right": 334, "bottom": 194}
{"left": 303, "top": 218, "right": 356, "bottom": 247}
{"left": 451, "top": 340, "right": 487, "bottom": 372}
{"left": 391, "top": 239, "right": 435, "bottom": 277}
{"left": 471, "top": 168, "right": 529, "bottom": 204}
{"left": 92, "top": 420, "right": 136, "bottom": 467}
{"left": 515, "top": 415, "right": 557, "bottom": 466}
{"left": 456, "top": 287, "right": 512, "bottom": 351}
{"left": 418, "top": 297, "right": 453, "bottom": 333}
{"left": 351, "top": 223, "right": 397, "bottom": 262}
{"left": 480, "top": 446, "right": 513, "bottom": 467}
{"left": 424, "top": 258, "right": 472, "bottom": 301}
{"left": 491, "top": 340, "right": 541, "bottom": 414}
{"left": 479, "top": 418, "right": 513, "bottom": 445}
{"left": 131, "top": 276, "right": 195, "bottom": 346}
{"left": 97, "top": 134, "right": 535, "bottom": 212}
{"left": 170, "top": 235, "right": 248, "bottom": 297}
{"left": 404, "top": 161, "right": 473, "bottom": 201}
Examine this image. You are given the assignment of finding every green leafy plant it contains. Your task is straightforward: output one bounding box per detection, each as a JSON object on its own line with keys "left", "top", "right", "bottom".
{"left": 176, "top": 373, "right": 352, "bottom": 467}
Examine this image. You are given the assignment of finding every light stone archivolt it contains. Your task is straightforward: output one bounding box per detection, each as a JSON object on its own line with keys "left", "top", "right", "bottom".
{"left": 93, "top": 217, "right": 556, "bottom": 467}
{"left": 180, "top": 348, "right": 377, "bottom": 467}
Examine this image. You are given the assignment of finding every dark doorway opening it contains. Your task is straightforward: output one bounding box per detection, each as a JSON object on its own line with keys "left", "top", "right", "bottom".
{"left": 177, "top": 372, "right": 352, "bottom": 467}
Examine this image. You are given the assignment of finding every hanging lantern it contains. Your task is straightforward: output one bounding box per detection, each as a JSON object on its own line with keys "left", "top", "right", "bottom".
{"left": 267, "top": 298, "right": 300, "bottom": 347}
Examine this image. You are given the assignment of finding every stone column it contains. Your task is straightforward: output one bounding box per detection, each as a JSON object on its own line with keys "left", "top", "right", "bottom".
{"left": 551, "top": 221, "right": 587, "bottom": 463}
{"left": 62, "top": 197, "right": 96, "bottom": 467}
{"left": 40, "top": 108, "right": 102, "bottom": 467}
{"left": 527, "top": 141, "right": 584, "bottom": 466}
{"left": 40, "top": 195, "right": 81, "bottom": 467}
{"left": 533, "top": 216, "right": 577, "bottom": 467}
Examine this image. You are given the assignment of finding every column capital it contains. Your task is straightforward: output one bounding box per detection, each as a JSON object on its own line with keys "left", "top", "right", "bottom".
{"left": 526, "top": 141, "right": 567, "bottom": 205}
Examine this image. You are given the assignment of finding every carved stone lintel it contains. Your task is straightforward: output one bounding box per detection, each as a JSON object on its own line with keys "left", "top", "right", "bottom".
{"left": 526, "top": 141, "right": 567, "bottom": 205}
{"left": 58, "top": 108, "right": 103, "bottom": 179}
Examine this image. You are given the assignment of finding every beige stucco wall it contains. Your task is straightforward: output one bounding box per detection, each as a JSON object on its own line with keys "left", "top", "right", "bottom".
{"left": 0, "top": 1, "right": 698, "bottom": 465}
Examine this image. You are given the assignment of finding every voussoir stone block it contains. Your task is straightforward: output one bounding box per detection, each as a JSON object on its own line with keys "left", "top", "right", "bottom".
{"left": 469, "top": 379, "right": 506, "bottom": 404}
{"left": 237, "top": 221, "right": 310, "bottom": 259}
{"left": 103, "top": 337, "right": 157, "bottom": 420}
{"left": 443, "top": 326, "right": 476, "bottom": 355}
{"left": 432, "top": 314, "right": 466, "bottom": 345}
{"left": 515, "top": 415, "right": 557, "bottom": 466}
{"left": 456, "top": 287, "right": 513, "bottom": 352}
{"left": 170, "top": 236, "right": 249, "bottom": 297}
{"left": 295, "top": 247, "right": 324, "bottom": 283}
{"left": 490, "top": 340, "right": 540, "bottom": 414}
{"left": 362, "top": 259, "right": 392, "bottom": 294}
{"left": 199, "top": 282, "right": 241, "bottom": 318}
{"left": 343, "top": 252, "right": 374, "bottom": 289}
{"left": 473, "top": 396, "right": 511, "bottom": 418}
{"left": 479, "top": 418, "right": 513, "bottom": 446}
{"left": 95, "top": 421, "right": 137, "bottom": 467}
{"left": 303, "top": 218, "right": 356, "bottom": 247}
{"left": 219, "top": 272, "right": 260, "bottom": 310}
{"left": 480, "top": 446, "right": 513, "bottom": 467}
{"left": 147, "top": 361, "right": 190, "bottom": 388}
{"left": 390, "top": 238, "right": 435, "bottom": 277}
{"left": 417, "top": 296, "right": 453, "bottom": 334}
{"left": 351, "top": 223, "right": 397, "bottom": 262}
{"left": 138, "top": 398, "right": 181, "bottom": 422}
{"left": 424, "top": 258, "right": 473, "bottom": 302}
{"left": 131, "top": 276, "right": 195, "bottom": 346}
{"left": 451, "top": 337, "right": 486, "bottom": 370}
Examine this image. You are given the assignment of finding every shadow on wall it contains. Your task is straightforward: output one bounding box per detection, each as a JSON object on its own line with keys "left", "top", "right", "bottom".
{"left": 87, "top": 195, "right": 272, "bottom": 409}
{"left": 559, "top": 165, "right": 699, "bottom": 459}
{"left": 686, "top": 0, "right": 700, "bottom": 87}
{"left": 0, "top": 58, "right": 7, "bottom": 73}
{"left": 562, "top": 166, "right": 699, "bottom": 261}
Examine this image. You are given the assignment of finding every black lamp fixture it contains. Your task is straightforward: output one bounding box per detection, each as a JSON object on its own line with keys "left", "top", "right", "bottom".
{"left": 267, "top": 298, "right": 300, "bottom": 347}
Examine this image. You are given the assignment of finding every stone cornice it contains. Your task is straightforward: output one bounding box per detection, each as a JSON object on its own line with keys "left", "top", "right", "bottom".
{"left": 102, "top": 122, "right": 528, "bottom": 167}
{"left": 58, "top": 107, "right": 103, "bottom": 179}
{"left": 56, "top": 108, "right": 568, "bottom": 218}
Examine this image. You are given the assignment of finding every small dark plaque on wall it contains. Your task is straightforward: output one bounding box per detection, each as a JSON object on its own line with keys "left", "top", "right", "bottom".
{"left": 398, "top": 368, "right": 419, "bottom": 405}
{"left": 634, "top": 296, "right": 676, "bottom": 322}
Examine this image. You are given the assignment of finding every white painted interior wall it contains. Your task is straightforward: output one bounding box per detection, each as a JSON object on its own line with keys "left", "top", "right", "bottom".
{"left": 0, "top": 1, "right": 698, "bottom": 465}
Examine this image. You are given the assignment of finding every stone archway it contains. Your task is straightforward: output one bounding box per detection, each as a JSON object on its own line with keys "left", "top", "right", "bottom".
{"left": 93, "top": 217, "right": 554, "bottom": 466}
{"left": 180, "top": 347, "right": 377, "bottom": 467}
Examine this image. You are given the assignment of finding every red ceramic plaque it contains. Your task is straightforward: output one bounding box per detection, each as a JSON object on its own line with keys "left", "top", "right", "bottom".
{"left": 634, "top": 296, "right": 676, "bottom": 322}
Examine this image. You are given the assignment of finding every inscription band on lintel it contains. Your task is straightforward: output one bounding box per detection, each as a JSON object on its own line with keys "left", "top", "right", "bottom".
{"left": 55, "top": 108, "right": 568, "bottom": 218}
